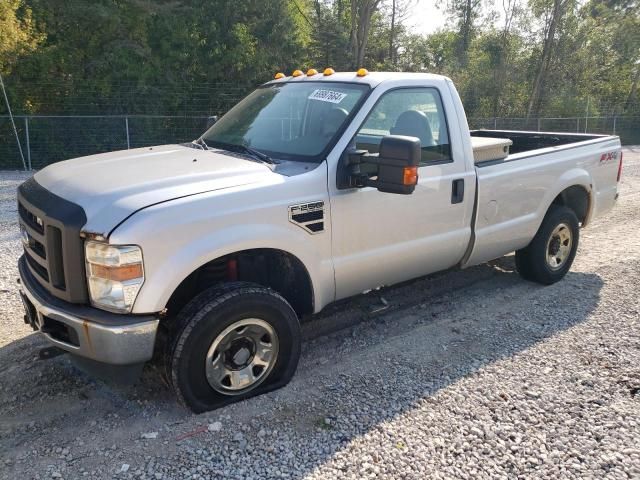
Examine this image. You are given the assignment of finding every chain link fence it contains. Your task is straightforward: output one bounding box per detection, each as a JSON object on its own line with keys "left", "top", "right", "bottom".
{"left": 1, "top": 114, "right": 639, "bottom": 170}
{"left": 0, "top": 115, "right": 214, "bottom": 170}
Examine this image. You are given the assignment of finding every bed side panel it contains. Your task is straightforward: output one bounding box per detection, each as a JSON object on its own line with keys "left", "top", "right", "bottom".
{"left": 463, "top": 137, "right": 620, "bottom": 267}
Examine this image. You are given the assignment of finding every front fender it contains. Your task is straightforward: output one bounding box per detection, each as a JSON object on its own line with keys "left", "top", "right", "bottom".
{"left": 127, "top": 222, "right": 334, "bottom": 314}
{"left": 106, "top": 161, "right": 334, "bottom": 315}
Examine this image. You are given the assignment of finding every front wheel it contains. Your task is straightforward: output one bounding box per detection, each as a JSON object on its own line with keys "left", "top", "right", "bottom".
{"left": 515, "top": 205, "right": 580, "bottom": 285}
{"left": 166, "top": 282, "right": 301, "bottom": 413}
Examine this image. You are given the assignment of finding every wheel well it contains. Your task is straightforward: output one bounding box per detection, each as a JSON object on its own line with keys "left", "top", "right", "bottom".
{"left": 551, "top": 185, "right": 590, "bottom": 225}
{"left": 165, "top": 249, "right": 314, "bottom": 318}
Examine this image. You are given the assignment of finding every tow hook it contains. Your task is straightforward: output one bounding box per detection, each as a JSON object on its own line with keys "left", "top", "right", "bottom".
{"left": 38, "top": 346, "right": 67, "bottom": 361}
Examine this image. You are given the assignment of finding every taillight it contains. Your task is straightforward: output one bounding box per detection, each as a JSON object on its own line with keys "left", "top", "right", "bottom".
{"left": 617, "top": 152, "right": 623, "bottom": 182}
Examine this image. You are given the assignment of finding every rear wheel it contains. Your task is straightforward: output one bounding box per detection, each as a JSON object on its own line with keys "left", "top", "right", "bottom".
{"left": 166, "top": 282, "right": 301, "bottom": 413}
{"left": 515, "top": 205, "right": 579, "bottom": 285}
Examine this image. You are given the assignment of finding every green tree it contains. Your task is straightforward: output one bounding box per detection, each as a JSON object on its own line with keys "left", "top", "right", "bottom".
{"left": 0, "top": 0, "right": 42, "bottom": 75}
{"left": 442, "top": 0, "right": 484, "bottom": 67}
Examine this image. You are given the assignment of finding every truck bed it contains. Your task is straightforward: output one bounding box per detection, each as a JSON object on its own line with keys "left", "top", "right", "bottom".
{"left": 470, "top": 129, "right": 611, "bottom": 159}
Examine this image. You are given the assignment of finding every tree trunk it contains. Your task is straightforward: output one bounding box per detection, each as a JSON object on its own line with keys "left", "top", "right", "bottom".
{"left": 451, "top": 0, "right": 480, "bottom": 67}
{"left": 349, "top": 0, "right": 358, "bottom": 67}
{"left": 349, "top": 0, "right": 381, "bottom": 68}
{"left": 527, "top": 0, "right": 566, "bottom": 118}
{"left": 389, "top": 0, "right": 396, "bottom": 67}
{"left": 457, "top": 0, "right": 473, "bottom": 66}
{"left": 492, "top": 0, "right": 518, "bottom": 117}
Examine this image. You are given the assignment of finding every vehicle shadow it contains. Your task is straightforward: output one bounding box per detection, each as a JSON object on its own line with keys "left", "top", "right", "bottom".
{"left": 0, "top": 255, "right": 604, "bottom": 477}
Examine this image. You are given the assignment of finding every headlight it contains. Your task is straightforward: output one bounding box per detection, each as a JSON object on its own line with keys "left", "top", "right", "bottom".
{"left": 85, "top": 241, "right": 144, "bottom": 313}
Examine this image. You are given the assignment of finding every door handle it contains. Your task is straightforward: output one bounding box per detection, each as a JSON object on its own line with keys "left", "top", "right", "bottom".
{"left": 451, "top": 179, "right": 464, "bottom": 204}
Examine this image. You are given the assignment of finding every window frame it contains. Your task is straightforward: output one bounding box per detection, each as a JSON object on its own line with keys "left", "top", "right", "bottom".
{"left": 350, "top": 85, "right": 455, "bottom": 167}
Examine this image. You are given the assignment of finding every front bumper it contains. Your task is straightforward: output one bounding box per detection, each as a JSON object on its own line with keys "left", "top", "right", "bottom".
{"left": 18, "top": 256, "right": 159, "bottom": 365}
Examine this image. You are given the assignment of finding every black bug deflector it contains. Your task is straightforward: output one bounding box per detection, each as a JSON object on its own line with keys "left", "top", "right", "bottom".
{"left": 17, "top": 177, "right": 88, "bottom": 303}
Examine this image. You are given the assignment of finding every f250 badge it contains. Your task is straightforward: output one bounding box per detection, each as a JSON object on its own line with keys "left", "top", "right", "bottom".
{"left": 600, "top": 151, "right": 618, "bottom": 163}
{"left": 289, "top": 201, "right": 325, "bottom": 234}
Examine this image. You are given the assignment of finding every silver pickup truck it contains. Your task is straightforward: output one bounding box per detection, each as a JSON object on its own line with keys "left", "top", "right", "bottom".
{"left": 17, "top": 71, "right": 622, "bottom": 412}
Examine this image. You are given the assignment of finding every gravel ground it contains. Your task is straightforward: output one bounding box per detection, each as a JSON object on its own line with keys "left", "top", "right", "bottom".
{"left": 1, "top": 149, "right": 639, "bottom": 480}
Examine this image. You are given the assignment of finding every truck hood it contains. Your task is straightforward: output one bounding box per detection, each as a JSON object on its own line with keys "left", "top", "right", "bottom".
{"left": 34, "top": 144, "right": 275, "bottom": 236}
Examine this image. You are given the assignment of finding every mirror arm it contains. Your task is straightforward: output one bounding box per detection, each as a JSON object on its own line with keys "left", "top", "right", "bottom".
{"left": 346, "top": 150, "right": 382, "bottom": 188}
{"left": 339, "top": 135, "right": 420, "bottom": 194}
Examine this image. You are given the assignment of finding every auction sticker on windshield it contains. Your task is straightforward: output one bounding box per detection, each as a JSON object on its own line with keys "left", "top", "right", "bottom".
{"left": 308, "top": 89, "right": 347, "bottom": 104}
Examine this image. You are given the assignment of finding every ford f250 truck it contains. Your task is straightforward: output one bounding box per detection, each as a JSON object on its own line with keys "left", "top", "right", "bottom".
{"left": 17, "top": 70, "right": 622, "bottom": 412}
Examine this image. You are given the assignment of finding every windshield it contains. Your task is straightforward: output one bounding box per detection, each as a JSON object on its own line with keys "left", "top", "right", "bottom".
{"left": 202, "top": 82, "right": 369, "bottom": 162}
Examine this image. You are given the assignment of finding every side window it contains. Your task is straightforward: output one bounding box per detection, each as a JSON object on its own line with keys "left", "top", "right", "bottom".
{"left": 355, "top": 88, "right": 452, "bottom": 165}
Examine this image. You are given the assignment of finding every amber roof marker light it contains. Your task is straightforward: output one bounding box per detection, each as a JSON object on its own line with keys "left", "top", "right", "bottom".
{"left": 292, "top": 69, "right": 303, "bottom": 77}
{"left": 323, "top": 68, "right": 335, "bottom": 76}
{"left": 356, "top": 68, "right": 369, "bottom": 77}
{"left": 306, "top": 68, "right": 318, "bottom": 76}
{"left": 274, "top": 72, "right": 285, "bottom": 79}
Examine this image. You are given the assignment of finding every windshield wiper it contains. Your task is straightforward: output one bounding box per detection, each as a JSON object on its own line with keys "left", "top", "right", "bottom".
{"left": 234, "top": 145, "right": 277, "bottom": 165}
{"left": 193, "top": 138, "right": 209, "bottom": 150}
{"left": 204, "top": 140, "right": 277, "bottom": 165}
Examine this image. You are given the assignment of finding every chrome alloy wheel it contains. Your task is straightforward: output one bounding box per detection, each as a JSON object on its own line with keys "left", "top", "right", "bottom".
{"left": 545, "top": 223, "right": 572, "bottom": 270}
{"left": 204, "top": 318, "right": 279, "bottom": 395}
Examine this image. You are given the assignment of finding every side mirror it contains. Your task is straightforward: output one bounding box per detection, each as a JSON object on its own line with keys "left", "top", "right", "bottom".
{"left": 340, "top": 135, "right": 421, "bottom": 194}
{"left": 206, "top": 115, "right": 218, "bottom": 129}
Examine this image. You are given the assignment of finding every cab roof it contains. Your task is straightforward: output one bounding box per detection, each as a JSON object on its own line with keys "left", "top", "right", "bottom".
{"left": 264, "top": 71, "right": 450, "bottom": 88}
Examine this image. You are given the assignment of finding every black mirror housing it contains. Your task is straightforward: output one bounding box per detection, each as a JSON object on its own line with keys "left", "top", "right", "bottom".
{"left": 379, "top": 135, "right": 421, "bottom": 165}
{"left": 338, "top": 135, "right": 420, "bottom": 194}
{"left": 375, "top": 135, "right": 421, "bottom": 194}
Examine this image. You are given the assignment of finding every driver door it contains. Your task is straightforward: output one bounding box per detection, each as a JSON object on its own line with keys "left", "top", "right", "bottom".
{"left": 329, "top": 87, "right": 473, "bottom": 300}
